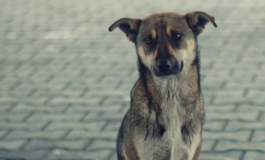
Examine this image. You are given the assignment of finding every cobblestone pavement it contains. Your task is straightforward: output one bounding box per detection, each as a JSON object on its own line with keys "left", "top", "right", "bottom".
{"left": 0, "top": 0, "right": 264, "bottom": 159}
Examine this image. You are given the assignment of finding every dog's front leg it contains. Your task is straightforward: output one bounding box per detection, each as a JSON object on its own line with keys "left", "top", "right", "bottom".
{"left": 117, "top": 116, "right": 142, "bottom": 160}
{"left": 121, "top": 138, "right": 141, "bottom": 160}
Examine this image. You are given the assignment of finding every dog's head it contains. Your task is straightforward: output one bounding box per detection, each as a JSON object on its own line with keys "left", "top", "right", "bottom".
{"left": 109, "top": 12, "right": 217, "bottom": 77}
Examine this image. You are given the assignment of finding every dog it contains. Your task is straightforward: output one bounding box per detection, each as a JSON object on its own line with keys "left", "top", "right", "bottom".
{"left": 109, "top": 11, "right": 217, "bottom": 160}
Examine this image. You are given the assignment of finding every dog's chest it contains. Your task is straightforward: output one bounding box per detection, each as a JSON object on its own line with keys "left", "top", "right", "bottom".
{"left": 140, "top": 95, "right": 200, "bottom": 160}
{"left": 162, "top": 92, "right": 185, "bottom": 127}
{"left": 161, "top": 95, "right": 187, "bottom": 142}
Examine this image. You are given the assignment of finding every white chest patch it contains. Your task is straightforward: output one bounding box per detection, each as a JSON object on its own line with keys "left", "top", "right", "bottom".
{"left": 139, "top": 77, "right": 201, "bottom": 160}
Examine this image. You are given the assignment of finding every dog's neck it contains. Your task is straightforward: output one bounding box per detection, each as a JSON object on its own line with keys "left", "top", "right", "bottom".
{"left": 137, "top": 51, "right": 201, "bottom": 106}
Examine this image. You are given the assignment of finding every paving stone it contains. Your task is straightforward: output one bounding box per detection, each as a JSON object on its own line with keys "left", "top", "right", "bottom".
{"left": 0, "top": 150, "right": 49, "bottom": 160}
{"left": 244, "top": 152, "right": 265, "bottom": 160}
{"left": 206, "top": 112, "right": 259, "bottom": 121}
{"left": 202, "top": 131, "right": 251, "bottom": 141}
{"left": 66, "top": 131, "right": 117, "bottom": 140}
{"left": 48, "top": 98, "right": 102, "bottom": 107}
{"left": 46, "top": 122, "right": 105, "bottom": 131}
{"left": 83, "top": 91, "right": 128, "bottom": 97}
{"left": 104, "top": 122, "right": 122, "bottom": 131}
{"left": 200, "top": 151, "right": 242, "bottom": 160}
{"left": 203, "top": 75, "right": 252, "bottom": 83}
{"left": 213, "top": 63, "right": 260, "bottom": 70}
{"left": 87, "top": 139, "right": 116, "bottom": 150}
{"left": 204, "top": 105, "right": 236, "bottom": 112}
{"left": 6, "top": 131, "right": 67, "bottom": 140}
{"left": 203, "top": 121, "right": 226, "bottom": 131}
{"left": 45, "top": 149, "right": 112, "bottom": 160}
{"left": 0, "top": 131, "right": 8, "bottom": 139}
{"left": 200, "top": 70, "right": 230, "bottom": 78}
{"left": 216, "top": 141, "right": 265, "bottom": 152}
{"left": 260, "top": 113, "right": 265, "bottom": 121}
{"left": 226, "top": 121, "right": 265, "bottom": 131}
{"left": 0, "top": 140, "right": 26, "bottom": 150}
{"left": 237, "top": 105, "right": 265, "bottom": 112}
{"left": 27, "top": 113, "right": 84, "bottom": 122}
{"left": 109, "top": 152, "right": 118, "bottom": 160}
{"left": 247, "top": 90, "right": 265, "bottom": 98}
{"left": 0, "top": 113, "right": 29, "bottom": 122}
{"left": 25, "top": 140, "right": 87, "bottom": 150}
{"left": 84, "top": 113, "right": 124, "bottom": 122}
{"left": 225, "top": 83, "right": 265, "bottom": 90}
{"left": 0, "top": 106, "right": 11, "bottom": 112}
{"left": 201, "top": 140, "right": 215, "bottom": 152}
{"left": 66, "top": 105, "right": 122, "bottom": 114}
{"left": 203, "top": 90, "right": 245, "bottom": 98}
{"left": 201, "top": 81, "right": 224, "bottom": 91}
{"left": 0, "top": 122, "right": 47, "bottom": 131}
{"left": 10, "top": 105, "right": 67, "bottom": 113}
{"left": 252, "top": 131, "right": 265, "bottom": 142}
{"left": 213, "top": 97, "right": 260, "bottom": 105}
{"left": 101, "top": 97, "right": 126, "bottom": 106}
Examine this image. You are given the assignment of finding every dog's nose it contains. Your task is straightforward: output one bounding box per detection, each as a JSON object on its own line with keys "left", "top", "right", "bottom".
{"left": 157, "top": 60, "right": 172, "bottom": 73}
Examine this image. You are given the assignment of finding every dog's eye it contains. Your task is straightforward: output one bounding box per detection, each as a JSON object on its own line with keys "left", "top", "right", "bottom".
{"left": 145, "top": 38, "right": 152, "bottom": 44}
{"left": 172, "top": 34, "right": 182, "bottom": 41}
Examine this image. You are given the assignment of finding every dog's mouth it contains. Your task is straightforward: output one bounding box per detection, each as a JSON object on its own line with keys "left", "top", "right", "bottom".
{"left": 153, "top": 61, "right": 183, "bottom": 77}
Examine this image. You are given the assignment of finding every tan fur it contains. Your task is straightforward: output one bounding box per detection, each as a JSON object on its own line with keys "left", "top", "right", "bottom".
{"left": 151, "top": 29, "right": 156, "bottom": 40}
{"left": 109, "top": 11, "right": 217, "bottom": 160}
{"left": 138, "top": 46, "right": 154, "bottom": 71}
{"left": 138, "top": 47, "right": 148, "bottom": 67}
{"left": 122, "top": 146, "right": 129, "bottom": 160}
{"left": 153, "top": 47, "right": 159, "bottom": 62}
{"left": 192, "top": 136, "right": 202, "bottom": 160}
{"left": 168, "top": 45, "right": 177, "bottom": 58}
{"left": 166, "top": 25, "right": 173, "bottom": 37}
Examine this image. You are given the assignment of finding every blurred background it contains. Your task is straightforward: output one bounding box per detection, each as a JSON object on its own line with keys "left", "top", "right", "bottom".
{"left": 0, "top": 0, "right": 264, "bottom": 159}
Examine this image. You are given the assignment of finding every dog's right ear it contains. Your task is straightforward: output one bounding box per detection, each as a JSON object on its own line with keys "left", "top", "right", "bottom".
{"left": 109, "top": 18, "right": 141, "bottom": 43}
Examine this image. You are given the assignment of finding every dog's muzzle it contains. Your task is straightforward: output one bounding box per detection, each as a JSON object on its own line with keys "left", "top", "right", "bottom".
{"left": 154, "top": 59, "right": 183, "bottom": 77}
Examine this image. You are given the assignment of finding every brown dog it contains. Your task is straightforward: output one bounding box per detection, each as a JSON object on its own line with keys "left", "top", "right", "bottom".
{"left": 109, "top": 11, "right": 217, "bottom": 160}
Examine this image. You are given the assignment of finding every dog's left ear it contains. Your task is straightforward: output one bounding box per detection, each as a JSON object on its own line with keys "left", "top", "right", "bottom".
{"left": 185, "top": 11, "right": 217, "bottom": 35}
{"left": 109, "top": 18, "right": 141, "bottom": 43}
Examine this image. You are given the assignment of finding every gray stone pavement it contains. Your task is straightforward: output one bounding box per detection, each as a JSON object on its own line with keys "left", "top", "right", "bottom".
{"left": 0, "top": 0, "right": 264, "bottom": 159}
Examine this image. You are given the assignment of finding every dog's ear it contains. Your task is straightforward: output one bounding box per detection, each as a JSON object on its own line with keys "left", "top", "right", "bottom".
{"left": 109, "top": 18, "right": 141, "bottom": 43}
{"left": 185, "top": 11, "right": 217, "bottom": 35}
